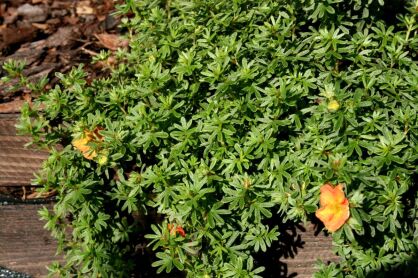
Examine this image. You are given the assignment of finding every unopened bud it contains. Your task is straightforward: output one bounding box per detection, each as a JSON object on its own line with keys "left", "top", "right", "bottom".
{"left": 98, "top": 155, "right": 108, "bottom": 165}
{"left": 327, "top": 99, "right": 340, "bottom": 112}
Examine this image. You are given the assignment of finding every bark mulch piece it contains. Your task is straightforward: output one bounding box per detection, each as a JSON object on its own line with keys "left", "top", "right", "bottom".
{"left": 0, "top": 0, "right": 125, "bottom": 112}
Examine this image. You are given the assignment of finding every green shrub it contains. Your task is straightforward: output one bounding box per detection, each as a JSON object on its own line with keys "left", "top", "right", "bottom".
{"left": 5, "top": 0, "right": 418, "bottom": 277}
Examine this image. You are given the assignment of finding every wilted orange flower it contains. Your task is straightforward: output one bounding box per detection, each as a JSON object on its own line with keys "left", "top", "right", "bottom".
{"left": 72, "top": 127, "right": 103, "bottom": 160}
{"left": 315, "top": 183, "right": 349, "bottom": 232}
{"left": 168, "top": 224, "right": 186, "bottom": 237}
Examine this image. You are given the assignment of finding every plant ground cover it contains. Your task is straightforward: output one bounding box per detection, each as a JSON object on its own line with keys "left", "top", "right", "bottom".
{"left": 0, "top": 0, "right": 124, "bottom": 199}
{"left": 2, "top": 0, "right": 418, "bottom": 277}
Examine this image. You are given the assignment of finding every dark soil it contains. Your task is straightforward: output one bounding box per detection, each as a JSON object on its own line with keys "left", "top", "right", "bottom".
{"left": 0, "top": 187, "right": 55, "bottom": 203}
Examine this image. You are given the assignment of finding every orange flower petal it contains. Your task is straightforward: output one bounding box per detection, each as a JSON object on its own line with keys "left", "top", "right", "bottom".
{"left": 72, "top": 137, "right": 89, "bottom": 152}
{"left": 316, "top": 183, "right": 350, "bottom": 232}
{"left": 176, "top": 226, "right": 186, "bottom": 237}
{"left": 72, "top": 128, "right": 103, "bottom": 160}
{"left": 167, "top": 224, "right": 186, "bottom": 237}
{"left": 168, "top": 224, "right": 175, "bottom": 234}
{"left": 83, "top": 150, "right": 98, "bottom": 160}
{"left": 319, "top": 183, "right": 346, "bottom": 207}
{"left": 72, "top": 136, "right": 97, "bottom": 160}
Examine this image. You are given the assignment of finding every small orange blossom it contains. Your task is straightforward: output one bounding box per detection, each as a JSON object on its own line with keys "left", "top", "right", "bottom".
{"left": 168, "top": 224, "right": 186, "bottom": 237}
{"left": 72, "top": 127, "right": 103, "bottom": 160}
{"left": 315, "top": 183, "right": 349, "bottom": 232}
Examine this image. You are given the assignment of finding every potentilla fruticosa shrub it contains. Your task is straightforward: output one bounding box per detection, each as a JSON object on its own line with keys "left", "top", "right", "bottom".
{"left": 2, "top": 0, "right": 417, "bottom": 277}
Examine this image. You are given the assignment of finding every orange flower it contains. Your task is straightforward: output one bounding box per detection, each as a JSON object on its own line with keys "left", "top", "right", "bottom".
{"left": 168, "top": 224, "right": 186, "bottom": 237}
{"left": 72, "top": 127, "right": 103, "bottom": 160}
{"left": 315, "top": 183, "right": 349, "bottom": 232}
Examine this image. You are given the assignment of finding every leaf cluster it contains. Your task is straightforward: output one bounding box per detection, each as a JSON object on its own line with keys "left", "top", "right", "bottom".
{"left": 4, "top": 0, "right": 418, "bottom": 277}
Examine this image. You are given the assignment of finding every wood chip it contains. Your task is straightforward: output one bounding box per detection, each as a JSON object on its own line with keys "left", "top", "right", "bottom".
{"left": 0, "top": 41, "right": 46, "bottom": 67}
{"left": 0, "top": 26, "right": 37, "bottom": 50}
{"left": 32, "top": 23, "right": 48, "bottom": 30}
{"left": 64, "top": 16, "right": 79, "bottom": 25}
{"left": 17, "top": 3, "right": 47, "bottom": 23}
{"left": 76, "top": 1, "right": 94, "bottom": 15}
{"left": 3, "top": 7, "right": 18, "bottom": 25}
{"left": 46, "top": 27, "right": 75, "bottom": 48}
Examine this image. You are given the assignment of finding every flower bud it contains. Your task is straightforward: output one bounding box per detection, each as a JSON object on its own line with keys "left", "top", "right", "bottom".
{"left": 327, "top": 99, "right": 340, "bottom": 112}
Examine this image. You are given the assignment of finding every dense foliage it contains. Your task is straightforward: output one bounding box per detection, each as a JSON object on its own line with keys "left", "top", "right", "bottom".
{"left": 3, "top": 0, "right": 418, "bottom": 277}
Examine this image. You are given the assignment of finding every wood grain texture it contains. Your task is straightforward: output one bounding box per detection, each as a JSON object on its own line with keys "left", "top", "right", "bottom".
{"left": 0, "top": 203, "right": 338, "bottom": 277}
{"left": 0, "top": 114, "right": 48, "bottom": 187}
{"left": 280, "top": 223, "right": 339, "bottom": 278}
{"left": 0, "top": 204, "right": 61, "bottom": 277}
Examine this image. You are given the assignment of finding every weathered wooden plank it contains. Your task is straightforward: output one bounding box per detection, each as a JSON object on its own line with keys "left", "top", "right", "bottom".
{"left": 0, "top": 204, "right": 61, "bottom": 277}
{"left": 0, "top": 202, "right": 339, "bottom": 277}
{"left": 0, "top": 114, "right": 47, "bottom": 187}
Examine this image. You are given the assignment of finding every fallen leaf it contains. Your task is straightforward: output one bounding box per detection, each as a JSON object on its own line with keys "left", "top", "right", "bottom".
{"left": 95, "top": 33, "right": 128, "bottom": 51}
{"left": 26, "top": 189, "right": 57, "bottom": 199}
{"left": 23, "top": 93, "right": 32, "bottom": 104}
{"left": 93, "top": 55, "right": 117, "bottom": 69}
{"left": 32, "top": 23, "right": 48, "bottom": 30}
{"left": 97, "top": 15, "right": 106, "bottom": 21}
{"left": 73, "top": 136, "right": 97, "bottom": 160}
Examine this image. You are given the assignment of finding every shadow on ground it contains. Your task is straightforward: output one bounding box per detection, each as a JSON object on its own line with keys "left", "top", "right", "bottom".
{"left": 129, "top": 217, "right": 311, "bottom": 278}
{"left": 253, "top": 221, "right": 306, "bottom": 278}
